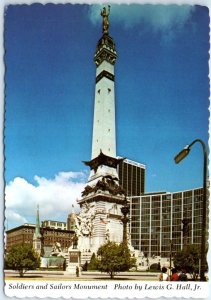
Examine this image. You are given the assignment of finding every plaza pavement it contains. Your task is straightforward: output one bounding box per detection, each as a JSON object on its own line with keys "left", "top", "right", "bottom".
{"left": 4, "top": 270, "right": 159, "bottom": 281}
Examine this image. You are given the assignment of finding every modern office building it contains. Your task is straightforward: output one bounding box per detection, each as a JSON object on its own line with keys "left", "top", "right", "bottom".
{"left": 117, "top": 157, "right": 146, "bottom": 196}
{"left": 130, "top": 187, "right": 207, "bottom": 258}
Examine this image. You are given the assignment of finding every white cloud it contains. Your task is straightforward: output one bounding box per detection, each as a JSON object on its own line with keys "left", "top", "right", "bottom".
{"left": 5, "top": 171, "right": 87, "bottom": 229}
{"left": 6, "top": 210, "right": 27, "bottom": 224}
{"left": 88, "top": 4, "right": 195, "bottom": 33}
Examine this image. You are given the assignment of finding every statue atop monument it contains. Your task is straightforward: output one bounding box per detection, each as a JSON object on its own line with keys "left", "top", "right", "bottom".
{"left": 101, "top": 5, "right": 110, "bottom": 34}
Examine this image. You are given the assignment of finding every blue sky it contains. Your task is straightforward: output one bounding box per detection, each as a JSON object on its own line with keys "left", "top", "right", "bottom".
{"left": 4, "top": 4, "right": 209, "bottom": 228}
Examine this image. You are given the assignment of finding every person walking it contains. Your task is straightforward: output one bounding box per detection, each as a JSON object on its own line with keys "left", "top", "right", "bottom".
{"left": 76, "top": 266, "right": 79, "bottom": 277}
{"left": 170, "top": 268, "right": 179, "bottom": 281}
{"left": 159, "top": 267, "right": 169, "bottom": 281}
{"left": 178, "top": 268, "right": 188, "bottom": 281}
{"left": 157, "top": 261, "right": 161, "bottom": 271}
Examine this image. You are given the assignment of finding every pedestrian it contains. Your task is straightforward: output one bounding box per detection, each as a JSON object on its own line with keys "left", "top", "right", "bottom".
{"left": 170, "top": 268, "right": 179, "bottom": 281}
{"left": 157, "top": 261, "right": 161, "bottom": 271}
{"left": 76, "top": 266, "right": 79, "bottom": 277}
{"left": 159, "top": 267, "right": 169, "bottom": 281}
{"left": 63, "top": 259, "right": 66, "bottom": 271}
{"left": 178, "top": 268, "right": 188, "bottom": 281}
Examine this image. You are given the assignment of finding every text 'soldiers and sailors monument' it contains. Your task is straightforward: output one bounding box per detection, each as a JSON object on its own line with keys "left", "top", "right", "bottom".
{"left": 75, "top": 6, "right": 131, "bottom": 258}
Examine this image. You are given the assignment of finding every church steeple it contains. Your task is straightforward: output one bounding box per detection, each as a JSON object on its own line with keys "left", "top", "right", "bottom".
{"left": 35, "top": 204, "right": 41, "bottom": 237}
{"left": 33, "top": 205, "right": 42, "bottom": 256}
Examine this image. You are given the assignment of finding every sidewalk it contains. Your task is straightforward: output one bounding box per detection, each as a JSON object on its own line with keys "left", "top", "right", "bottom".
{"left": 4, "top": 270, "right": 159, "bottom": 281}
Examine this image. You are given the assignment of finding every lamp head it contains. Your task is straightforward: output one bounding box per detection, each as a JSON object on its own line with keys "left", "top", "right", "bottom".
{"left": 174, "top": 145, "right": 190, "bottom": 164}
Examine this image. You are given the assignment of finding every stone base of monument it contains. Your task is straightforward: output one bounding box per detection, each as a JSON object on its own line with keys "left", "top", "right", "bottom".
{"left": 80, "top": 251, "right": 92, "bottom": 266}
{"left": 66, "top": 249, "right": 81, "bottom": 275}
{"left": 66, "top": 263, "right": 81, "bottom": 275}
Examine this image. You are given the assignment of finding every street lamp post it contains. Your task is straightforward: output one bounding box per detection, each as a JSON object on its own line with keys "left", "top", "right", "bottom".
{"left": 174, "top": 139, "right": 207, "bottom": 281}
{"left": 169, "top": 239, "right": 173, "bottom": 270}
{"left": 182, "top": 218, "right": 190, "bottom": 250}
{"left": 121, "top": 196, "right": 130, "bottom": 245}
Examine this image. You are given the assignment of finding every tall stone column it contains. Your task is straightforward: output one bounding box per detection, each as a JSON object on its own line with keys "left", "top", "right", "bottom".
{"left": 77, "top": 7, "right": 127, "bottom": 257}
{"left": 84, "top": 6, "right": 119, "bottom": 186}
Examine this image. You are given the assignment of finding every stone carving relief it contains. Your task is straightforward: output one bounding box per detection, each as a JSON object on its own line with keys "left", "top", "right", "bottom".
{"left": 105, "top": 229, "right": 110, "bottom": 241}
{"left": 51, "top": 242, "right": 65, "bottom": 257}
{"left": 108, "top": 203, "right": 118, "bottom": 215}
{"left": 75, "top": 202, "right": 96, "bottom": 237}
{"left": 82, "top": 175, "right": 125, "bottom": 197}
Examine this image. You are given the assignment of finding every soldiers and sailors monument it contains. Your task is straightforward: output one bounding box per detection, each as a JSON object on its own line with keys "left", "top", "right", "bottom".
{"left": 72, "top": 6, "right": 131, "bottom": 260}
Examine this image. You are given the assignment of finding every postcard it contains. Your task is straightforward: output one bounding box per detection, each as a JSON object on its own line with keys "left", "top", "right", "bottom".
{"left": 2, "top": 0, "right": 210, "bottom": 298}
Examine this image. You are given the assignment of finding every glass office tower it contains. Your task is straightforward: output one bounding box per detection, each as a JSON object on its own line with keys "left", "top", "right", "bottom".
{"left": 130, "top": 188, "right": 207, "bottom": 257}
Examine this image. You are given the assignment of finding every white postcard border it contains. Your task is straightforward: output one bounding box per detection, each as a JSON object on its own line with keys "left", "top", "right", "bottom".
{"left": 1, "top": 0, "right": 210, "bottom": 299}
{"left": 4, "top": 281, "right": 209, "bottom": 298}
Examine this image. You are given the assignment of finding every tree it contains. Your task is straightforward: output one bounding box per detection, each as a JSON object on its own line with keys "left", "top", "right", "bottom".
{"left": 97, "top": 242, "right": 136, "bottom": 279}
{"left": 88, "top": 253, "right": 98, "bottom": 270}
{"left": 5, "top": 244, "right": 40, "bottom": 277}
{"left": 173, "top": 245, "right": 202, "bottom": 280}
